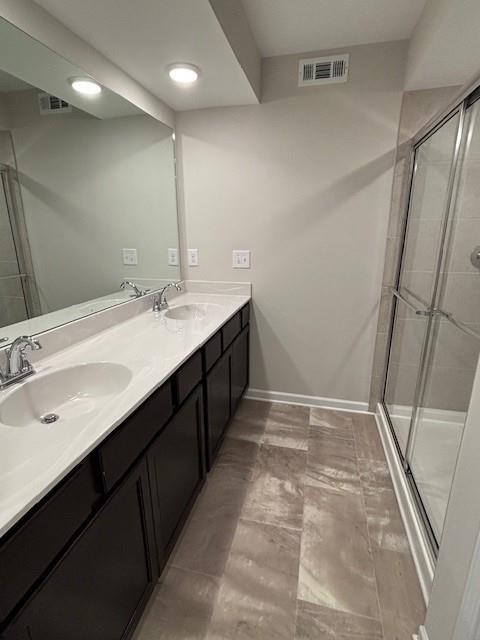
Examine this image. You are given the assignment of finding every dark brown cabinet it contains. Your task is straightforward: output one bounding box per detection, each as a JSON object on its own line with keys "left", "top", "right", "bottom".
{"left": 5, "top": 459, "right": 156, "bottom": 640}
{"left": 148, "top": 385, "right": 205, "bottom": 569}
{"left": 0, "top": 458, "right": 100, "bottom": 625}
{"left": 205, "top": 350, "right": 231, "bottom": 465}
{"left": 1, "top": 302, "right": 250, "bottom": 640}
{"left": 205, "top": 308, "right": 250, "bottom": 468}
{"left": 231, "top": 327, "right": 249, "bottom": 412}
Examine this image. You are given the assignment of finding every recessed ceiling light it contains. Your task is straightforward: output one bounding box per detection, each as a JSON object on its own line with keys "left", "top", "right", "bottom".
{"left": 69, "top": 77, "right": 102, "bottom": 95}
{"left": 168, "top": 63, "right": 200, "bottom": 85}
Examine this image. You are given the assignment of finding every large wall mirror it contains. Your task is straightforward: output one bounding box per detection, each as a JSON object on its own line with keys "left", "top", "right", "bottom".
{"left": 0, "top": 18, "right": 180, "bottom": 345}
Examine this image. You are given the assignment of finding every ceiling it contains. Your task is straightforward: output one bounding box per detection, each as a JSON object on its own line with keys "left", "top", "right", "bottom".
{"left": 31, "top": 0, "right": 258, "bottom": 111}
{"left": 241, "top": 0, "right": 427, "bottom": 57}
{"left": 0, "top": 69, "right": 31, "bottom": 93}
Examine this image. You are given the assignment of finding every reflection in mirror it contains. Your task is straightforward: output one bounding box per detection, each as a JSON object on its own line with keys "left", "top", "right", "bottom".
{"left": 0, "top": 18, "right": 180, "bottom": 345}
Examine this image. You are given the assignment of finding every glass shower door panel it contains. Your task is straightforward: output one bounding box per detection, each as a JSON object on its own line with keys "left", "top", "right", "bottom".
{"left": 410, "top": 318, "right": 478, "bottom": 541}
{"left": 0, "top": 175, "right": 28, "bottom": 327}
{"left": 409, "top": 102, "right": 480, "bottom": 543}
{"left": 384, "top": 113, "right": 461, "bottom": 455}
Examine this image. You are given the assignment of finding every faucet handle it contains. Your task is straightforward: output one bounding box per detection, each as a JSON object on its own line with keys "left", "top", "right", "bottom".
{"left": 25, "top": 337, "right": 42, "bottom": 352}
{"left": 10, "top": 336, "right": 42, "bottom": 352}
{"left": 120, "top": 280, "right": 149, "bottom": 297}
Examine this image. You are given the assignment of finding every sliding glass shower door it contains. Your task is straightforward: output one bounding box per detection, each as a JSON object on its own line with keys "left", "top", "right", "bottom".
{"left": 409, "top": 100, "right": 480, "bottom": 542}
{"left": 384, "top": 112, "right": 462, "bottom": 456}
{"left": 383, "top": 98, "right": 480, "bottom": 548}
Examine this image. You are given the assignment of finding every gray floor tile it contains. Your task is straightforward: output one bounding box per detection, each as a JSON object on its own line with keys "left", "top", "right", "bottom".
{"left": 228, "top": 399, "right": 270, "bottom": 444}
{"left": 306, "top": 430, "right": 361, "bottom": 495}
{"left": 241, "top": 443, "right": 306, "bottom": 530}
{"left": 372, "top": 546, "right": 425, "bottom": 640}
{"left": 295, "top": 599, "right": 383, "bottom": 640}
{"left": 262, "top": 403, "right": 310, "bottom": 450}
{"left": 171, "top": 467, "right": 249, "bottom": 577}
{"left": 358, "top": 458, "right": 409, "bottom": 553}
{"left": 133, "top": 566, "right": 219, "bottom": 640}
{"left": 206, "top": 519, "right": 300, "bottom": 640}
{"left": 352, "top": 413, "right": 385, "bottom": 461}
{"left": 298, "top": 485, "right": 380, "bottom": 621}
{"left": 309, "top": 408, "right": 355, "bottom": 440}
{"left": 139, "top": 402, "right": 425, "bottom": 639}
{"left": 215, "top": 437, "right": 259, "bottom": 482}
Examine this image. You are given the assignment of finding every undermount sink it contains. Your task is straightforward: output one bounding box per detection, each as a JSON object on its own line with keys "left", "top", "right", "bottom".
{"left": 0, "top": 362, "right": 132, "bottom": 428}
{"left": 165, "top": 303, "right": 221, "bottom": 321}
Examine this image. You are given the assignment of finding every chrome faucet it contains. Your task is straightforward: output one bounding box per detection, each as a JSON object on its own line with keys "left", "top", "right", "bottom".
{"left": 152, "top": 283, "right": 182, "bottom": 312}
{"left": 0, "top": 336, "right": 42, "bottom": 389}
{"left": 120, "top": 280, "right": 149, "bottom": 298}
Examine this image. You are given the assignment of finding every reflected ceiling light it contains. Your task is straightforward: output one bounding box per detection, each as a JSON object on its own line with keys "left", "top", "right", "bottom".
{"left": 69, "top": 77, "right": 102, "bottom": 95}
{"left": 167, "top": 63, "right": 200, "bottom": 85}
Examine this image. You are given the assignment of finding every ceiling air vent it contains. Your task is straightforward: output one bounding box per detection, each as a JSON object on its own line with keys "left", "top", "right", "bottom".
{"left": 38, "top": 92, "right": 72, "bottom": 115}
{"left": 298, "top": 54, "right": 349, "bottom": 87}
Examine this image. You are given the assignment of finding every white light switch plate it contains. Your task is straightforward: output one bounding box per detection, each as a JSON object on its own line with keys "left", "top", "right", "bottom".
{"left": 122, "top": 248, "right": 138, "bottom": 265}
{"left": 168, "top": 248, "right": 179, "bottom": 266}
{"left": 232, "top": 249, "right": 250, "bottom": 269}
{"left": 188, "top": 248, "right": 199, "bottom": 267}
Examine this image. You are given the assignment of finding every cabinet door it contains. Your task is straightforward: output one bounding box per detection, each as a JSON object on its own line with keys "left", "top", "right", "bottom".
{"left": 148, "top": 386, "right": 205, "bottom": 568}
{"left": 231, "top": 327, "right": 249, "bottom": 412}
{"left": 205, "top": 351, "right": 231, "bottom": 467}
{"left": 5, "top": 459, "right": 156, "bottom": 640}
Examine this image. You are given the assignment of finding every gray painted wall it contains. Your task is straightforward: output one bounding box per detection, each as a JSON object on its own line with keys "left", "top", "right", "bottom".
{"left": 177, "top": 40, "right": 407, "bottom": 405}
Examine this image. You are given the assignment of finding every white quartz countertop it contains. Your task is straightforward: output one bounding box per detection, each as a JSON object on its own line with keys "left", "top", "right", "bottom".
{"left": 0, "top": 291, "right": 250, "bottom": 537}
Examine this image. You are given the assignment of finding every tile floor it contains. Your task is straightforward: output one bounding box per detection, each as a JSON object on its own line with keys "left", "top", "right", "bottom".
{"left": 134, "top": 400, "right": 425, "bottom": 640}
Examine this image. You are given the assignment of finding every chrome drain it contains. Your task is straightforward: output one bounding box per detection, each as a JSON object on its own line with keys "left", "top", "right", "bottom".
{"left": 40, "top": 413, "right": 60, "bottom": 424}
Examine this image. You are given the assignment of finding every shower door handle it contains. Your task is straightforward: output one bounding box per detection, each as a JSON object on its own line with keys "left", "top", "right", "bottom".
{"left": 390, "top": 288, "right": 432, "bottom": 316}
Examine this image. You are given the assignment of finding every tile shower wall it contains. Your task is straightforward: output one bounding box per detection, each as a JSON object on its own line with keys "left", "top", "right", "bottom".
{"left": 369, "top": 87, "right": 461, "bottom": 411}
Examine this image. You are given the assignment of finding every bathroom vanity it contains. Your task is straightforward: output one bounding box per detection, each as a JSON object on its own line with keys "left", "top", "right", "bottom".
{"left": 0, "top": 293, "right": 250, "bottom": 639}
{"left": 0, "top": 15, "right": 252, "bottom": 639}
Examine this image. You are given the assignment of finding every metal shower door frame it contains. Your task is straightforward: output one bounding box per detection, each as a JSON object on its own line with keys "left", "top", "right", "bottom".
{"left": 380, "top": 103, "right": 467, "bottom": 552}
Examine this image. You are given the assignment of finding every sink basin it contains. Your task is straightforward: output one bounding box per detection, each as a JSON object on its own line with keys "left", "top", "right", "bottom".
{"left": 0, "top": 362, "right": 132, "bottom": 428}
{"left": 165, "top": 303, "right": 221, "bottom": 321}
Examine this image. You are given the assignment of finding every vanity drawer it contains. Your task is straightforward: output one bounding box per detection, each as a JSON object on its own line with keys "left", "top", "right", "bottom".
{"left": 241, "top": 303, "right": 250, "bottom": 328}
{"left": 203, "top": 331, "right": 222, "bottom": 372}
{"left": 175, "top": 352, "right": 202, "bottom": 406}
{"left": 0, "top": 457, "right": 99, "bottom": 624}
{"left": 222, "top": 312, "right": 242, "bottom": 350}
{"left": 99, "top": 382, "right": 173, "bottom": 492}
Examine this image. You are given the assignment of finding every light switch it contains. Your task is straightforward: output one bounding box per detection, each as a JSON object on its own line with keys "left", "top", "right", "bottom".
{"left": 232, "top": 250, "right": 250, "bottom": 269}
{"left": 168, "top": 248, "right": 179, "bottom": 266}
{"left": 122, "top": 248, "right": 138, "bottom": 265}
{"left": 188, "top": 248, "right": 199, "bottom": 266}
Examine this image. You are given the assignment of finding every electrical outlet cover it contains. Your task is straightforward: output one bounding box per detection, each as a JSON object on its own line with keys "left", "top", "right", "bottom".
{"left": 122, "top": 248, "right": 138, "bottom": 265}
{"left": 188, "top": 248, "right": 199, "bottom": 266}
{"left": 168, "top": 248, "right": 179, "bottom": 266}
{"left": 232, "top": 250, "right": 250, "bottom": 269}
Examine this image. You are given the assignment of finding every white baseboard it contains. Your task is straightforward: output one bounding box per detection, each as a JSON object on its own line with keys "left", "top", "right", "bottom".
{"left": 375, "top": 403, "right": 435, "bottom": 605}
{"left": 244, "top": 388, "right": 369, "bottom": 413}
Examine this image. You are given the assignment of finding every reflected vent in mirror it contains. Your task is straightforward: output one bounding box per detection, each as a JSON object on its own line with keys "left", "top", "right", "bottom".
{"left": 298, "top": 54, "right": 349, "bottom": 87}
{"left": 38, "top": 92, "right": 72, "bottom": 115}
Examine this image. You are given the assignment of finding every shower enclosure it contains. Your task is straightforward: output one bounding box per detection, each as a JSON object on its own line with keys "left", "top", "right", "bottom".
{"left": 382, "top": 85, "right": 480, "bottom": 553}
{"left": 0, "top": 152, "right": 39, "bottom": 333}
